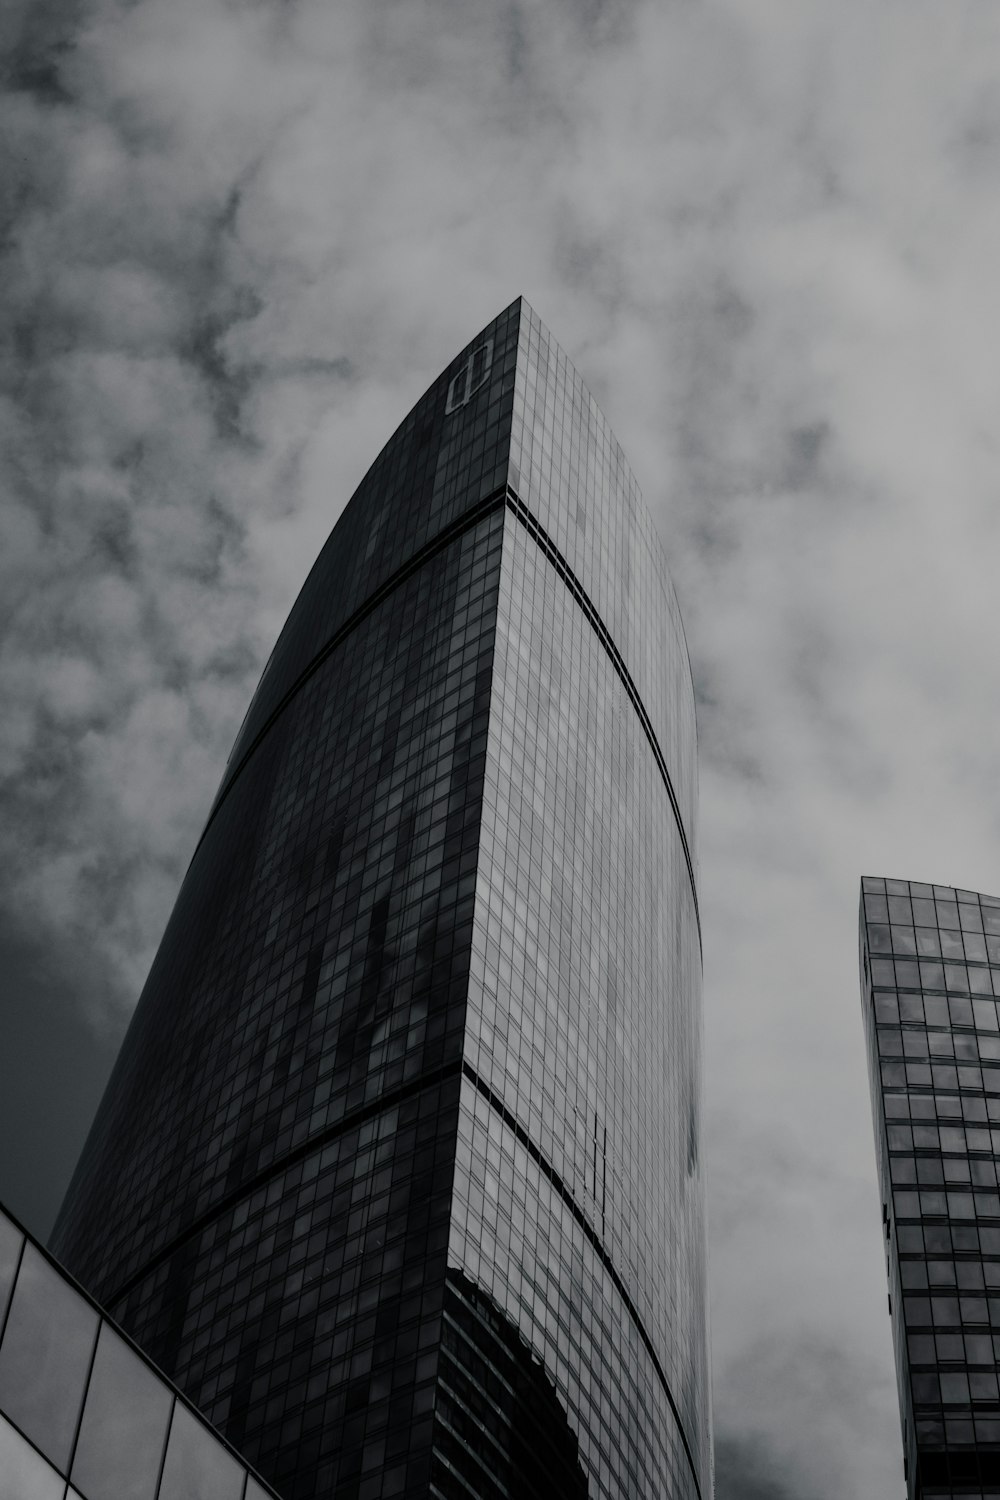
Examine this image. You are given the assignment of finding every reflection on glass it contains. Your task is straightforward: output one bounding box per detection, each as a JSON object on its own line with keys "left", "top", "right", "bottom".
{"left": 0, "top": 1242, "right": 98, "bottom": 1470}
{"left": 0, "top": 1412, "right": 64, "bottom": 1500}
{"left": 44, "top": 303, "right": 708, "bottom": 1499}
{"left": 158, "top": 1403, "right": 243, "bottom": 1500}
{"left": 0, "top": 1211, "right": 23, "bottom": 1331}
{"left": 71, "top": 1324, "right": 172, "bottom": 1500}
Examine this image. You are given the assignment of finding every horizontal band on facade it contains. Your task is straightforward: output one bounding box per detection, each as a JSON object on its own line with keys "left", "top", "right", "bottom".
{"left": 461, "top": 1061, "right": 704, "bottom": 1500}
{"left": 190, "top": 485, "right": 511, "bottom": 863}
{"left": 504, "top": 489, "right": 701, "bottom": 949}
{"left": 101, "top": 1049, "right": 705, "bottom": 1500}
{"left": 103, "top": 1060, "right": 466, "bottom": 1313}
{"left": 191, "top": 482, "right": 700, "bottom": 952}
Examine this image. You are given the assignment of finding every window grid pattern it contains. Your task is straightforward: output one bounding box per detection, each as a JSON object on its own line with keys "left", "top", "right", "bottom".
{"left": 0, "top": 1203, "right": 277, "bottom": 1500}
{"left": 222, "top": 304, "right": 519, "bottom": 789}
{"left": 55, "top": 508, "right": 503, "bottom": 1499}
{"left": 53, "top": 302, "right": 708, "bottom": 1500}
{"left": 450, "top": 513, "right": 705, "bottom": 1500}
{"left": 862, "top": 875, "right": 1000, "bottom": 1499}
{"left": 430, "top": 1267, "right": 589, "bottom": 1498}
{"left": 509, "top": 304, "right": 697, "bottom": 851}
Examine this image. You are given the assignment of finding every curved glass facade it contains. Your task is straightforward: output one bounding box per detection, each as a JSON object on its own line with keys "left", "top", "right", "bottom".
{"left": 52, "top": 301, "right": 708, "bottom": 1500}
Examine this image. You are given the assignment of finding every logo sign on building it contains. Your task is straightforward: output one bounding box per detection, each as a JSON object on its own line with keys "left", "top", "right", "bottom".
{"left": 445, "top": 340, "right": 493, "bottom": 414}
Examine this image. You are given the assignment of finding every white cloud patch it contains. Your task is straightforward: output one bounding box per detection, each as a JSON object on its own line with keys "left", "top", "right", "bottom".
{"left": 4, "top": 0, "right": 1000, "bottom": 1490}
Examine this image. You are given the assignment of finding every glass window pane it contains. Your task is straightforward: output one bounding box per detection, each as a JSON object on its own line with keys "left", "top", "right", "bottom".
{"left": 158, "top": 1404, "right": 243, "bottom": 1500}
{"left": 0, "top": 1242, "right": 98, "bottom": 1470}
{"left": 71, "top": 1325, "right": 172, "bottom": 1500}
{"left": 245, "top": 1480, "right": 272, "bottom": 1500}
{"left": 0, "top": 1211, "right": 23, "bottom": 1331}
{"left": 0, "top": 1412, "right": 65, "bottom": 1500}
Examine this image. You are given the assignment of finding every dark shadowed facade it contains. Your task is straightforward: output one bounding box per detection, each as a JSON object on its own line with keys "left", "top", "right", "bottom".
{"left": 52, "top": 300, "right": 709, "bottom": 1500}
{"left": 861, "top": 875, "right": 1000, "bottom": 1500}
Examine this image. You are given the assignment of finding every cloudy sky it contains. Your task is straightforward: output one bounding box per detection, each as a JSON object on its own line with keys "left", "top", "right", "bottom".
{"left": 4, "top": 0, "right": 1000, "bottom": 1493}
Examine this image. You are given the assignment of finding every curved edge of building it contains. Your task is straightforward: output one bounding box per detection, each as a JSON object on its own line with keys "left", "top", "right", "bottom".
{"left": 203, "top": 298, "right": 698, "bottom": 903}
{"left": 52, "top": 301, "right": 708, "bottom": 1500}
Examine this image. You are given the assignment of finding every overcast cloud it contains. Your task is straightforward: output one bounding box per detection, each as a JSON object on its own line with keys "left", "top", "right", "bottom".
{"left": 4, "top": 1, "right": 1000, "bottom": 1495}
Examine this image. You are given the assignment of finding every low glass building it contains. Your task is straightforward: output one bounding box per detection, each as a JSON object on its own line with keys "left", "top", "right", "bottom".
{"left": 52, "top": 301, "right": 709, "bottom": 1499}
{"left": 0, "top": 1200, "right": 277, "bottom": 1500}
{"left": 861, "top": 875, "right": 1000, "bottom": 1499}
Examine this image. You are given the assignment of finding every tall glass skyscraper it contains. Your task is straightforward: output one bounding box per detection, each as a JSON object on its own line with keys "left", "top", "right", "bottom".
{"left": 861, "top": 875, "right": 1000, "bottom": 1500}
{"left": 52, "top": 300, "right": 709, "bottom": 1500}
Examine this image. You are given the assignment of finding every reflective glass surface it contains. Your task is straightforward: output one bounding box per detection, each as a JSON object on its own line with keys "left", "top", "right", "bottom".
{"left": 0, "top": 1204, "right": 277, "bottom": 1500}
{"left": 218, "top": 308, "right": 516, "bottom": 787}
{"left": 434, "top": 1268, "right": 589, "bottom": 1496}
{"left": 862, "top": 876, "right": 1000, "bottom": 1499}
{"left": 451, "top": 533, "right": 704, "bottom": 1496}
{"left": 0, "top": 1413, "right": 65, "bottom": 1500}
{"left": 158, "top": 1404, "right": 243, "bottom": 1500}
{"left": 72, "top": 1324, "right": 172, "bottom": 1500}
{"left": 0, "top": 1241, "right": 97, "bottom": 1469}
{"left": 508, "top": 305, "right": 697, "bottom": 848}
{"left": 52, "top": 303, "right": 708, "bottom": 1498}
{"left": 0, "top": 1212, "right": 22, "bottom": 1329}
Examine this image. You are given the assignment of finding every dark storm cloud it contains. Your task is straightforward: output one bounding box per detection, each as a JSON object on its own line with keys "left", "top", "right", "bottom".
{"left": 714, "top": 1434, "right": 801, "bottom": 1500}
{"left": 0, "top": 911, "right": 120, "bottom": 1239}
{"left": 713, "top": 1324, "right": 900, "bottom": 1500}
{"left": 4, "top": 0, "right": 1000, "bottom": 1493}
{"left": 0, "top": 0, "right": 280, "bottom": 1022}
